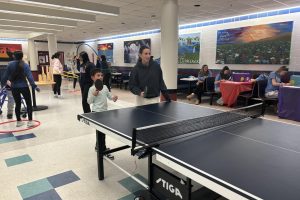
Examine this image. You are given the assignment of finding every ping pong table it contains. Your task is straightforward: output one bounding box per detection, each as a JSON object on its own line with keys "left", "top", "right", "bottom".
{"left": 78, "top": 101, "right": 300, "bottom": 200}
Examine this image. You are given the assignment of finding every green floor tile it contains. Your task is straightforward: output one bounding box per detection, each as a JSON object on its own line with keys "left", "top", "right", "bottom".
{"left": 5, "top": 154, "right": 32, "bottom": 167}
{"left": 118, "top": 174, "right": 146, "bottom": 194}
{"left": 17, "top": 178, "right": 53, "bottom": 199}
{"left": 0, "top": 137, "right": 17, "bottom": 144}
{"left": 118, "top": 193, "right": 136, "bottom": 200}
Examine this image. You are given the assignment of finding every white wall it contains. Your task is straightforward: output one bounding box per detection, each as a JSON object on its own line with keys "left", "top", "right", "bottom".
{"left": 35, "top": 42, "right": 77, "bottom": 65}
{"left": 97, "top": 12, "right": 300, "bottom": 72}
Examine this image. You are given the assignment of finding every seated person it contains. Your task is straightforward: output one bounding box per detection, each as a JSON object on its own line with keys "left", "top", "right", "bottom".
{"left": 186, "top": 64, "right": 212, "bottom": 104}
{"left": 265, "top": 66, "right": 290, "bottom": 98}
{"left": 251, "top": 73, "right": 269, "bottom": 82}
{"left": 214, "top": 66, "right": 232, "bottom": 105}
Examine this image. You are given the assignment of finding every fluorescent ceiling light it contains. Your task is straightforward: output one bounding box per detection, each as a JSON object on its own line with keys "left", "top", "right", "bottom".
{"left": 0, "top": 13, "right": 77, "bottom": 27}
{"left": 0, "top": 2, "right": 96, "bottom": 22}
{"left": 0, "top": 24, "right": 62, "bottom": 31}
{"left": 0, "top": 20, "right": 64, "bottom": 31}
{"left": 12, "top": 0, "right": 119, "bottom": 16}
{"left": 0, "top": 25, "right": 57, "bottom": 34}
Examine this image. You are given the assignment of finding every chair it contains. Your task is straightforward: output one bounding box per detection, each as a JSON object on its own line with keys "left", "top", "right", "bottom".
{"left": 120, "top": 72, "right": 131, "bottom": 90}
{"left": 238, "top": 81, "right": 257, "bottom": 106}
{"left": 203, "top": 77, "right": 220, "bottom": 105}
{"left": 254, "top": 79, "right": 278, "bottom": 113}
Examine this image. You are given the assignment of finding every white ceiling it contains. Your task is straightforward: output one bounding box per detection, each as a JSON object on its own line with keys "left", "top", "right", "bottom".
{"left": 1, "top": 0, "right": 300, "bottom": 42}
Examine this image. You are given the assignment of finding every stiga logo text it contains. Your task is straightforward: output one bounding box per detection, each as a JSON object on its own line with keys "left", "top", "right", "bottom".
{"left": 156, "top": 178, "right": 183, "bottom": 199}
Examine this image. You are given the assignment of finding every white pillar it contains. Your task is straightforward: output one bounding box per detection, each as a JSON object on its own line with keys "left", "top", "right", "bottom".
{"left": 160, "top": 0, "right": 178, "bottom": 90}
{"left": 47, "top": 34, "right": 57, "bottom": 58}
{"left": 28, "top": 39, "right": 38, "bottom": 70}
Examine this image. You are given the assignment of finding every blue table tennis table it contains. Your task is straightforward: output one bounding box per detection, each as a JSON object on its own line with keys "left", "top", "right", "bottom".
{"left": 78, "top": 101, "right": 300, "bottom": 200}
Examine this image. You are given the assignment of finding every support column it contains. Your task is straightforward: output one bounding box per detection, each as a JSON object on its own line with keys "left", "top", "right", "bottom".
{"left": 47, "top": 34, "right": 57, "bottom": 58}
{"left": 28, "top": 39, "right": 38, "bottom": 70}
{"left": 160, "top": 0, "right": 178, "bottom": 100}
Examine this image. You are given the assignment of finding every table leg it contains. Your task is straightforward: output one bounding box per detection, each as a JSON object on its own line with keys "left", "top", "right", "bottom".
{"left": 96, "top": 131, "right": 105, "bottom": 180}
{"left": 188, "top": 82, "right": 192, "bottom": 94}
{"left": 31, "top": 86, "right": 48, "bottom": 111}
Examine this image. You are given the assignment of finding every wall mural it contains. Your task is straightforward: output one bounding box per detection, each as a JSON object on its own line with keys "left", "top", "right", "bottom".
{"left": 216, "top": 21, "right": 293, "bottom": 65}
{"left": 0, "top": 44, "right": 22, "bottom": 61}
{"left": 98, "top": 43, "right": 114, "bottom": 63}
{"left": 124, "top": 39, "right": 151, "bottom": 63}
{"left": 178, "top": 33, "right": 200, "bottom": 64}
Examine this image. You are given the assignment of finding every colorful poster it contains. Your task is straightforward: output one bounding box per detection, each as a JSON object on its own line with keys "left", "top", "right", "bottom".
{"left": 124, "top": 39, "right": 151, "bottom": 63}
{"left": 98, "top": 43, "right": 113, "bottom": 63}
{"left": 0, "top": 44, "right": 22, "bottom": 61}
{"left": 178, "top": 33, "right": 200, "bottom": 64}
{"left": 216, "top": 21, "right": 293, "bottom": 64}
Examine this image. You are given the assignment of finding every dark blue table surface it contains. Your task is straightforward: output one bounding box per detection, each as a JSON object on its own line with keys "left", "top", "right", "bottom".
{"left": 79, "top": 102, "right": 300, "bottom": 200}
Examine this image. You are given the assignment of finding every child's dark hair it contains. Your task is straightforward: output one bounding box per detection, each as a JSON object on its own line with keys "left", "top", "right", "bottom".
{"left": 90, "top": 68, "right": 102, "bottom": 77}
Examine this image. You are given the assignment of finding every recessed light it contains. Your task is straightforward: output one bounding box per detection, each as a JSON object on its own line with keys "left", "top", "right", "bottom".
{"left": 194, "top": 4, "right": 200, "bottom": 7}
{"left": 121, "top": 22, "right": 125, "bottom": 24}
{"left": 99, "top": 27, "right": 103, "bottom": 29}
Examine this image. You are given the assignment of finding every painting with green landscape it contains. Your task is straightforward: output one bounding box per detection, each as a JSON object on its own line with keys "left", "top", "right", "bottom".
{"left": 216, "top": 21, "right": 293, "bottom": 64}
{"left": 178, "top": 33, "right": 200, "bottom": 64}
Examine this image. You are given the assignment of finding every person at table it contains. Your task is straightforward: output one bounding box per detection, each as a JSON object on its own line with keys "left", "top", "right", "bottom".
{"left": 214, "top": 66, "right": 232, "bottom": 105}
{"left": 3, "top": 51, "right": 39, "bottom": 127}
{"left": 51, "top": 52, "right": 63, "bottom": 98}
{"left": 129, "top": 46, "right": 170, "bottom": 106}
{"left": 265, "top": 66, "right": 290, "bottom": 98}
{"left": 79, "top": 51, "right": 95, "bottom": 113}
{"left": 87, "top": 68, "right": 117, "bottom": 159}
{"left": 100, "top": 55, "right": 112, "bottom": 92}
{"left": 186, "top": 64, "right": 212, "bottom": 105}
{"left": 72, "top": 56, "right": 80, "bottom": 91}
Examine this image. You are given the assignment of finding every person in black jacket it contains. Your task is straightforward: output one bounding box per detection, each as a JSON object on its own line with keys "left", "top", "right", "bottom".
{"left": 100, "top": 55, "right": 111, "bottom": 92}
{"left": 79, "top": 51, "right": 95, "bottom": 113}
{"left": 129, "top": 46, "right": 170, "bottom": 105}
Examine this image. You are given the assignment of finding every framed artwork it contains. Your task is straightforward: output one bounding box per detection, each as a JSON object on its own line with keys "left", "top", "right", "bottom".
{"left": 98, "top": 43, "right": 113, "bottom": 63}
{"left": 124, "top": 39, "right": 151, "bottom": 63}
{"left": 178, "top": 33, "right": 200, "bottom": 64}
{"left": 0, "top": 44, "right": 22, "bottom": 61}
{"left": 216, "top": 21, "right": 293, "bottom": 64}
{"left": 38, "top": 51, "right": 50, "bottom": 65}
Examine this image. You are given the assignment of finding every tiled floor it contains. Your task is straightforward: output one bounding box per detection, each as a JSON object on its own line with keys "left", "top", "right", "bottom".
{"left": 0, "top": 80, "right": 299, "bottom": 200}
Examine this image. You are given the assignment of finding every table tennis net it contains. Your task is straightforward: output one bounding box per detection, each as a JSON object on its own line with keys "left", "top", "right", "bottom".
{"left": 132, "top": 103, "right": 263, "bottom": 148}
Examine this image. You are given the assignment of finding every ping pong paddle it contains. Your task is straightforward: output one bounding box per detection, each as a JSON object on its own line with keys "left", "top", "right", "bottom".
{"left": 95, "top": 79, "right": 103, "bottom": 91}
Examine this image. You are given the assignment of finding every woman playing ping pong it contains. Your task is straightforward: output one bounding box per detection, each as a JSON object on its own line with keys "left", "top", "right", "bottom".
{"left": 129, "top": 46, "right": 170, "bottom": 105}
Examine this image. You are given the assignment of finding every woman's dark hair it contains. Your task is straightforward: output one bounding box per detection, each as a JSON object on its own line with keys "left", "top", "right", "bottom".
{"left": 79, "top": 51, "right": 90, "bottom": 63}
{"left": 220, "top": 66, "right": 231, "bottom": 79}
{"left": 11, "top": 51, "right": 25, "bottom": 82}
{"left": 277, "top": 66, "right": 289, "bottom": 73}
{"left": 100, "top": 55, "right": 106, "bottom": 62}
{"left": 138, "top": 46, "right": 150, "bottom": 62}
{"left": 51, "top": 52, "right": 60, "bottom": 59}
{"left": 139, "top": 46, "right": 150, "bottom": 54}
